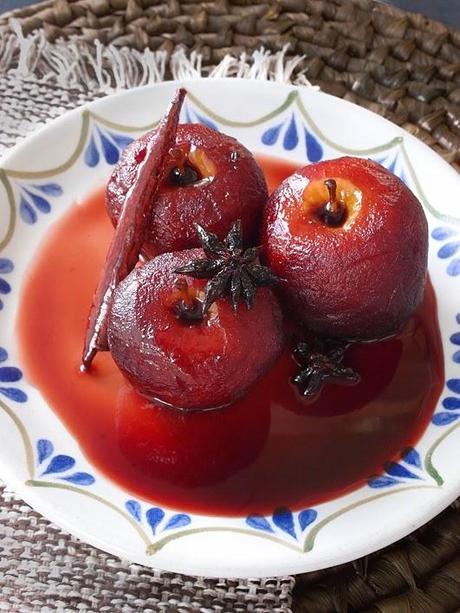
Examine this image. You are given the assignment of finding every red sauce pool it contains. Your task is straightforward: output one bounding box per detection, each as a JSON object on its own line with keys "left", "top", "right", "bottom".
{"left": 17, "top": 155, "right": 444, "bottom": 516}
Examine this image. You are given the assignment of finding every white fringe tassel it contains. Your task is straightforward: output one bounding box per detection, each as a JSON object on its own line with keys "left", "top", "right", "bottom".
{"left": 2, "top": 20, "right": 318, "bottom": 92}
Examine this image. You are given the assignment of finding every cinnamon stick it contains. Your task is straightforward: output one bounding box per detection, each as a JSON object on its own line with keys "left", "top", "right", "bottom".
{"left": 81, "top": 88, "right": 186, "bottom": 369}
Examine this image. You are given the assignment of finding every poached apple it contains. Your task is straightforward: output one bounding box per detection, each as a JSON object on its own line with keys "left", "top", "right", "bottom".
{"left": 261, "top": 156, "right": 428, "bottom": 340}
{"left": 107, "top": 244, "right": 284, "bottom": 411}
{"left": 107, "top": 123, "right": 268, "bottom": 257}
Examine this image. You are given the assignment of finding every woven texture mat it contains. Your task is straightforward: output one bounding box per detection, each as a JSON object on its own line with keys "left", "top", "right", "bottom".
{"left": 0, "top": 1, "right": 460, "bottom": 612}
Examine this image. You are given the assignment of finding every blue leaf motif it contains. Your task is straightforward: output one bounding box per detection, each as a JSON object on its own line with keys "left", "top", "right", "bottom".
{"left": 432, "top": 412, "right": 460, "bottom": 426}
{"left": 387, "top": 156, "right": 397, "bottom": 174}
{"left": 246, "top": 515, "right": 274, "bottom": 533}
{"left": 283, "top": 114, "right": 298, "bottom": 151}
{"left": 305, "top": 128, "right": 323, "bottom": 162}
{"left": 0, "top": 387, "right": 27, "bottom": 402}
{"left": 184, "top": 106, "right": 194, "bottom": 124}
{"left": 20, "top": 196, "right": 37, "bottom": 224}
{"left": 192, "top": 110, "right": 218, "bottom": 131}
{"left": 107, "top": 132, "right": 134, "bottom": 150}
{"left": 376, "top": 154, "right": 410, "bottom": 183}
{"left": 34, "top": 183, "right": 63, "bottom": 197}
{"left": 368, "top": 475, "right": 401, "bottom": 488}
{"left": 401, "top": 447, "right": 422, "bottom": 468}
{"left": 0, "top": 367, "right": 22, "bottom": 383}
{"left": 447, "top": 379, "right": 460, "bottom": 394}
{"left": 433, "top": 315, "right": 460, "bottom": 424}
{"left": 438, "top": 242, "right": 460, "bottom": 259}
{"left": 261, "top": 123, "right": 283, "bottom": 146}
{"left": 42, "top": 455, "right": 75, "bottom": 475}
{"left": 163, "top": 514, "right": 191, "bottom": 531}
{"left": 84, "top": 135, "right": 100, "bottom": 168}
{"left": 125, "top": 499, "right": 142, "bottom": 522}
{"left": 0, "top": 259, "right": 13, "bottom": 274}
{"left": 23, "top": 189, "right": 51, "bottom": 214}
{"left": 298, "top": 509, "right": 317, "bottom": 532}
{"left": 384, "top": 461, "right": 420, "bottom": 480}
{"left": 399, "top": 168, "right": 409, "bottom": 186}
{"left": 146, "top": 507, "right": 165, "bottom": 535}
{"left": 61, "top": 472, "right": 95, "bottom": 486}
{"left": 431, "top": 227, "right": 458, "bottom": 241}
{"left": 98, "top": 129, "right": 120, "bottom": 165}
{"left": 37, "top": 439, "right": 54, "bottom": 464}
{"left": 443, "top": 397, "right": 460, "bottom": 410}
{"left": 447, "top": 259, "right": 460, "bottom": 276}
{"left": 272, "top": 507, "right": 296, "bottom": 539}
{"left": 0, "top": 348, "right": 7, "bottom": 362}
{"left": 0, "top": 278, "right": 11, "bottom": 294}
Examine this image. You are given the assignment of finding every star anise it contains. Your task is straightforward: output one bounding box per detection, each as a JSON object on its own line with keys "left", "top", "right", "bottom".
{"left": 292, "top": 339, "right": 360, "bottom": 399}
{"left": 175, "top": 221, "right": 278, "bottom": 315}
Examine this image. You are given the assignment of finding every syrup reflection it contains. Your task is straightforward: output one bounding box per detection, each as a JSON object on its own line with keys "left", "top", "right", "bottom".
{"left": 116, "top": 385, "right": 271, "bottom": 489}
{"left": 284, "top": 335, "right": 403, "bottom": 418}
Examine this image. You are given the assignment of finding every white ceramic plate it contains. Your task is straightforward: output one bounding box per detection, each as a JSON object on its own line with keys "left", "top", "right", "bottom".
{"left": 1, "top": 79, "right": 460, "bottom": 578}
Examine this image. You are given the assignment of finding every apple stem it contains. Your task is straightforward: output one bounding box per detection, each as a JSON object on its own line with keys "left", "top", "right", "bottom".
{"left": 323, "top": 179, "right": 345, "bottom": 226}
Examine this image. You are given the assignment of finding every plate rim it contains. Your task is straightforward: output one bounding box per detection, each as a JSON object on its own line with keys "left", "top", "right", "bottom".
{"left": 0, "top": 77, "right": 459, "bottom": 578}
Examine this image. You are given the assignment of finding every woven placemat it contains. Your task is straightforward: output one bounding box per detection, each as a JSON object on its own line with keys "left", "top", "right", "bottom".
{"left": 2, "top": 0, "right": 459, "bottom": 168}
{"left": 0, "top": 1, "right": 459, "bottom": 612}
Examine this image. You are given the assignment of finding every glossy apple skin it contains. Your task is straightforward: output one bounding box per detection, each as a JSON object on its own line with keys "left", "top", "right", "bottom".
{"left": 106, "top": 124, "right": 268, "bottom": 257}
{"left": 107, "top": 249, "right": 284, "bottom": 411}
{"left": 261, "top": 157, "right": 428, "bottom": 340}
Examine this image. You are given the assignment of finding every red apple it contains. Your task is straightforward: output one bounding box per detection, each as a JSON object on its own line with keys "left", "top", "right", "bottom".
{"left": 107, "top": 249, "right": 284, "bottom": 410}
{"left": 106, "top": 124, "right": 268, "bottom": 257}
{"left": 261, "top": 157, "right": 428, "bottom": 339}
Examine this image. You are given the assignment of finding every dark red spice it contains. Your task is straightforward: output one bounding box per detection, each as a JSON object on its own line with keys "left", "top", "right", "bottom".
{"left": 17, "top": 156, "right": 444, "bottom": 517}
{"left": 82, "top": 89, "right": 186, "bottom": 369}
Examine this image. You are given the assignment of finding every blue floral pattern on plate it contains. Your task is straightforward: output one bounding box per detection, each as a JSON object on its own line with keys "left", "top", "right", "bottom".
{"left": 36, "top": 439, "right": 95, "bottom": 485}
{"left": 246, "top": 506, "right": 317, "bottom": 541}
{"left": 125, "top": 499, "right": 191, "bottom": 535}
{"left": 183, "top": 104, "right": 219, "bottom": 131}
{"left": 84, "top": 126, "right": 134, "bottom": 168}
{"left": 0, "top": 258, "right": 13, "bottom": 310}
{"left": 432, "top": 314, "right": 460, "bottom": 426}
{"left": 368, "top": 447, "right": 423, "bottom": 488}
{"left": 18, "top": 182, "right": 63, "bottom": 225}
{"left": 261, "top": 113, "right": 323, "bottom": 161}
{"left": 374, "top": 151, "right": 408, "bottom": 185}
{"left": 0, "top": 347, "right": 27, "bottom": 403}
{"left": 431, "top": 227, "right": 460, "bottom": 277}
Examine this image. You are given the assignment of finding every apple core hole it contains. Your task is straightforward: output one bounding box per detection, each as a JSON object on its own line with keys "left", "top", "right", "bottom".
{"left": 169, "top": 163, "right": 201, "bottom": 187}
{"left": 167, "top": 279, "right": 204, "bottom": 324}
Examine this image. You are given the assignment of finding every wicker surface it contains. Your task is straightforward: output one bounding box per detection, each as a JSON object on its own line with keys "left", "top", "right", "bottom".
{"left": 0, "top": 486, "right": 294, "bottom": 613}
{"left": 2, "top": 0, "right": 460, "bottom": 170}
{"left": 0, "top": 1, "right": 459, "bottom": 612}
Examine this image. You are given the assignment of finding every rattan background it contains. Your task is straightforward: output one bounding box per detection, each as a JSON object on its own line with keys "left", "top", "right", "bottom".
{"left": 1, "top": 0, "right": 459, "bottom": 168}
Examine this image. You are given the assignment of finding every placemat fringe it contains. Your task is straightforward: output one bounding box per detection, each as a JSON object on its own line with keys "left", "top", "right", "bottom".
{"left": 2, "top": 21, "right": 316, "bottom": 94}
